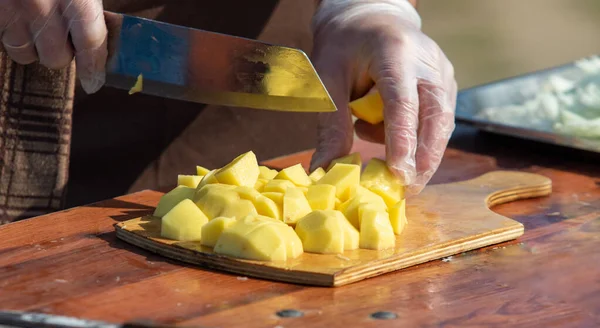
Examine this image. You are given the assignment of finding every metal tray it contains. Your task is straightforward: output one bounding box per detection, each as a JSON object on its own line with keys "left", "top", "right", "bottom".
{"left": 455, "top": 58, "right": 600, "bottom": 154}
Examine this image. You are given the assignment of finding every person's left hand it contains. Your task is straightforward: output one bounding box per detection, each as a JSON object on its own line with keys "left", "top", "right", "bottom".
{"left": 309, "top": 0, "right": 457, "bottom": 195}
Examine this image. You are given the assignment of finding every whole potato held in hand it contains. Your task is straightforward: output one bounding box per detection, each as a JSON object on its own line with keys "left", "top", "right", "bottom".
{"left": 309, "top": 0, "right": 458, "bottom": 196}
{"left": 0, "top": 0, "right": 108, "bottom": 93}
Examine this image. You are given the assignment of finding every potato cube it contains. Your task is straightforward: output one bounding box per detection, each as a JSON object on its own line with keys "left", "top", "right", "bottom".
{"left": 196, "top": 165, "right": 211, "bottom": 176}
{"left": 220, "top": 199, "right": 258, "bottom": 219}
{"left": 264, "top": 179, "right": 295, "bottom": 193}
{"left": 283, "top": 188, "right": 312, "bottom": 225}
{"left": 274, "top": 164, "right": 312, "bottom": 187}
{"left": 389, "top": 199, "right": 408, "bottom": 235}
{"left": 196, "top": 169, "right": 219, "bottom": 190}
{"left": 160, "top": 199, "right": 209, "bottom": 241}
{"left": 327, "top": 152, "right": 362, "bottom": 171}
{"left": 254, "top": 178, "right": 268, "bottom": 192}
{"left": 349, "top": 90, "right": 384, "bottom": 124}
{"left": 338, "top": 186, "right": 387, "bottom": 229}
{"left": 194, "top": 187, "right": 240, "bottom": 219}
{"left": 214, "top": 151, "right": 260, "bottom": 187}
{"left": 254, "top": 195, "right": 281, "bottom": 221}
{"left": 258, "top": 166, "right": 278, "bottom": 180}
{"left": 306, "top": 184, "right": 336, "bottom": 211}
{"left": 361, "top": 158, "right": 405, "bottom": 208}
{"left": 178, "top": 175, "right": 203, "bottom": 188}
{"left": 308, "top": 167, "right": 326, "bottom": 182}
{"left": 214, "top": 216, "right": 302, "bottom": 261}
{"left": 359, "top": 206, "right": 396, "bottom": 250}
{"left": 153, "top": 186, "right": 196, "bottom": 218}
{"left": 294, "top": 210, "right": 358, "bottom": 254}
{"left": 200, "top": 216, "right": 236, "bottom": 247}
{"left": 316, "top": 163, "right": 360, "bottom": 201}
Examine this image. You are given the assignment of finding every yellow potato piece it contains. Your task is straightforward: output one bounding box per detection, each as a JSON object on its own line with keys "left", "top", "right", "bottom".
{"left": 194, "top": 187, "right": 240, "bottom": 219}
{"left": 295, "top": 210, "right": 358, "bottom": 254}
{"left": 338, "top": 186, "right": 387, "bottom": 229}
{"left": 327, "top": 152, "right": 362, "bottom": 171}
{"left": 221, "top": 199, "right": 258, "bottom": 219}
{"left": 308, "top": 167, "right": 326, "bottom": 182}
{"left": 128, "top": 74, "right": 143, "bottom": 95}
{"left": 200, "top": 216, "right": 236, "bottom": 247}
{"left": 177, "top": 175, "right": 203, "bottom": 188}
{"left": 194, "top": 183, "right": 235, "bottom": 202}
{"left": 196, "top": 165, "right": 210, "bottom": 176}
{"left": 254, "top": 178, "right": 268, "bottom": 192}
{"left": 283, "top": 188, "right": 312, "bottom": 225}
{"left": 389, "top": 199, "right": 408, "bottom": 235}
{"left": 349, "top": 90, "right": 384, "bottom": 124}
{"left": 235, "top": 186, "right": 261, "bottom": 201}
{"left": 258, "top": 166, "right": 278, "bottom": 180}
{"left": 254, "top": 195, "right": 281, "bottom": 221}
{"left": 274, "top": 163, "right": 312, "bottom": 187}
{"left": 359, "top": 206, "right": 395, "bottom": 250}
{"left": 306, "top": 184, "right": 336, "bottom": 211}
{"left": 361, "top": 158, "right": 405, "bottom": 208}
{"left": 214, "top": 151, "right": 260, "bottom": 187}
{"left": 153, "top": 185, "right": 196, "bottom": 218}
{"left": 196, "top": 169, "right": 219, "bottom": 190}
{"left": 214, "top": 216, "right": 301, "bottom": 261}
{"left": 160, "top": 199, "right": 208, "bottom": 241}
{"left": 279, "top": 224, "right": 304, "bottom": 259}
{"left": 316, "top": 163, "right": 360, "bottom": 202}
{"left": 264, "top": 179, "right": 295, "bottom": 193}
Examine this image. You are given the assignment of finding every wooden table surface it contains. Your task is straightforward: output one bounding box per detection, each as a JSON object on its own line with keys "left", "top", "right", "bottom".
{"left": 1, "top": 125, "right": 599, "bottom": 327}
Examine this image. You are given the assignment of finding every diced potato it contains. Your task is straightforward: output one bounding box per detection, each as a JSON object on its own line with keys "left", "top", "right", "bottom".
{"left": 254, "top": 195, "right": 281, "bottom": 221}
{"left": 214, "top": 151, "right": 260, "bottom": 187}
{"left": 235, "top": 186, "right": 261, "bottom": 201}
{"left": 306, "top": 184, "right": 336, "bottom": 211}
{"left": 316, "top": 163, "right": 360, "bottom": 201}
{"left": 274, "top": 164, "right": 312, "bottom": 187}
{"left": 359, "top": 206, "right": 395, "bottom": 250}
{"left": 308, "top": 167, "right": 326, "bottom": 182}
{"left": 254, "top": 178, "right": 268, "bottom": 192}
{"left": 279, "top": 224, "right": 304, "bottom": 259}
{"left": 338, "top": 186, "right": 387, "bottom": 229}
{"left": 214, "top": 215, "right": 302, "bottom": 261}
{"left": 262, "top": 192, "right": 283, "bottom": 218}
{"left": 160, "top": 199, "right": 208, "bottom": 241}
{"left": 197, "top": 169, "right": 219, "bottom": 190}
{"left": 361, "top": 158, "right": 405, "bottom": 208}
{"left": 349, "top": 90, "right": 384, "bottom": 124}
{"left": 258, "top": 166, "right": 278, "bottom": 180}
{"left": 194, "top": 187, "right": 240, "bottom": 219}
{"left": 200, "top": 216, "right": 236, "bottom": 247}
{"left": 298, "top": 186, "right": 309, "bottom": 196}
{"left": 220, "top": 199, "right": 258, "bottom": 219}
{"left": 294, "top": 210, "right": 358, "bottom": 254}
{"left": 283, "top": 188, "right": 312, "bottom": 225}
{"left": 196, "top": 165, "right": 211, "bottom": 176}
{"left": 153, "top": 186, "right": 196, "bottom": 218}
{"left": 177, "top": 175, "right": 203, "bottom": 188}
{"left": 264, "top": 179, "right": 295, "bottom": 193}
{"left": 129, "top": 74, "right": 143, "bottom": 95}
{"left": 389, "top": 199, "right": 408, "bottom": 235}
{"left": 327, "top": 152, "right": 362, "bottom": 171}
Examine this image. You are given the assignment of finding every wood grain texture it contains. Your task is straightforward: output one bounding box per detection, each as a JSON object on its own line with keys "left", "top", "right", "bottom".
{"left": 114, "top": 171, "right": 551, "bottom": 287}
{"left": 0, "top": 125, "right": 598, "bottom": 327}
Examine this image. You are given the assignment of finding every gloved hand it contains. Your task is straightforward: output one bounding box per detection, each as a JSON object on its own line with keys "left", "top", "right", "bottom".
{"left": 0, "top": 0, "right": 108, "bottom": 94}
{"left": 309, "top": 0, "right": 457, "bottom": 195}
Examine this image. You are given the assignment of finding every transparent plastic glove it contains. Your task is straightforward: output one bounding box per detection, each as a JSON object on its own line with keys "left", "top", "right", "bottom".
{"left": 0, "top": 0, "right": 108, "bottom": 94}
{"left": 309, "top": 0, "right": 457, "bottom": 195}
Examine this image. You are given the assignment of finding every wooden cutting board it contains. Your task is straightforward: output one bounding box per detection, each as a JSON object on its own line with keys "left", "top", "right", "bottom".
{"left": 114, "top": 170, "right": 551, "bottom": 287}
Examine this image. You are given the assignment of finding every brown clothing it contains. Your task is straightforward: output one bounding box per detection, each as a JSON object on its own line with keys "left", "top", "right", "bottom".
{"left": 0, "top": 0, "right": 319, "bottom": 223}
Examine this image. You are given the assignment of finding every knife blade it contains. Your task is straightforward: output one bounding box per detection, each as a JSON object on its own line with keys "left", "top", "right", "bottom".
{"left": 104, "top": 13, "right": 336, "bottom": 113}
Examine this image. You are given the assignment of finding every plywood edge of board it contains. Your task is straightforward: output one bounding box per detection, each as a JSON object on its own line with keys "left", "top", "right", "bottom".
{"left": 115, "top": 222, "right": 335, "bottom": 286}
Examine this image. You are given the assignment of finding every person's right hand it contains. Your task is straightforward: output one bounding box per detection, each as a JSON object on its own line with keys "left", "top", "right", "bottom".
{"left": 0, "top": 0, "right": 108, "bottom": 94}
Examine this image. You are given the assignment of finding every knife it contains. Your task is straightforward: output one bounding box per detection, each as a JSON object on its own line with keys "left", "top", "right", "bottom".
{"left": 103, "top": 12, "right": 336, "bottom": 113}
{"left": 0, "top": 310, "right": 201, "bottom": 328}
